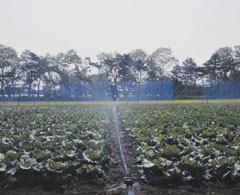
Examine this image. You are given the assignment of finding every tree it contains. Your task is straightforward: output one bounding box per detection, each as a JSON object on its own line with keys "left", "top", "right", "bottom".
{"left": 96, "top": 52, "right": 138, "bottom": 100}
{"left": 96, "top": 52, "right": 115, "bottom": 82}
{"left": 117, "top": 53, "right": 137, "bottom": 82}
{"left": 203, "top": 47, "right": 235, "bottom": 81}
{"left": 171, "top": 65, "right": 184, "bottom": 83}
{"left": 148, "top": 48, "right": 178, "bottom": 80}
{"left": 203, "top": 53, "right": 221, "bottom": 81}
{"left": 232, "top": 45, "right": 240, "bottom": 80}
{"left": 55, "top": 50, "right": 90, "bottom": 83}
{"left": 234, "top": 45, "right": 240, "bottom": 63}
{"left": 97, "top": 52, "right": 137, "bottom": 83}
{"left": 146, "top": 57, "right": 159, "bottom": 81}
{"left": 43, "top": 54, "right": 62, "bottom": 85}
{"left": 181, "top": 58, "right": 198, "bottom": 86}
{"left": 216, "top": 47, "right": 235, "bottom": 81}
{"left": 4, "top": 63, "right": 22, "bottom": 97}
{"left": 0, "top": 44, "right": 18, "bottom": 99}
{"left": 20, "top": 50, "right": 47, "bottom": 97}
{"left": 171, "top": 58, "right": 200, "bottom": 99}
{"left": 129, "top": 49, "right": 148, "bottom": 81}
{"left": 71, "top": 57, "right": 90, "bottom": 83}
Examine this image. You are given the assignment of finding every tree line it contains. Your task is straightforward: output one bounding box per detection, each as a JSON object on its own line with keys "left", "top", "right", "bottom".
{"left": 0, "top": 44, "right": 240, "bottom": 99}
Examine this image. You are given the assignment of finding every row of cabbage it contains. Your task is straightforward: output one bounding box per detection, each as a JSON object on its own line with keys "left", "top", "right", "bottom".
{"left": 119, "top": 104, "right": 240, "bottom": 186}
{"left": 0, "top": 106, "right": 113, "bottom": 190}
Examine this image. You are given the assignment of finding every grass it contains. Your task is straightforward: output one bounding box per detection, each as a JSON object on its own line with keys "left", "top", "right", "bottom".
{"left": 0, "top": 99, "right": 240, "bottom": 107}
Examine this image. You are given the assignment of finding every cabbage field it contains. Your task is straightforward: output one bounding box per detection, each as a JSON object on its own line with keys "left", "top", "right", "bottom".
{"left": 0, "top": 106, "right": 113, "bottom": 193}
{"left": 0, "top": 104, "right": 240, "bottom": 194}
{"left": 119, "top": 104, "right": 240, "bottom": 186}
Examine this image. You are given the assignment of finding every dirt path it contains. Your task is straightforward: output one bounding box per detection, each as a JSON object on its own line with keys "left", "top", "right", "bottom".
{"left": 111, "top": 105, "right": 143, "bottom": 195}
{"left": 104, "top": 107, "right": 125, "bottom": 195}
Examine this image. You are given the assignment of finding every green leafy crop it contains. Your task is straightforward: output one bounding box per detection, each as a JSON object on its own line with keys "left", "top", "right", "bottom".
{"left": 119, "top": 104, "right": 240, "bottom": 185}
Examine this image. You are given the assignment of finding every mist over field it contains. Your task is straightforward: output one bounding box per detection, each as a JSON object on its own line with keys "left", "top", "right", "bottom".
{"left": 0, "top": 1, "right": 240, "bottom": 195}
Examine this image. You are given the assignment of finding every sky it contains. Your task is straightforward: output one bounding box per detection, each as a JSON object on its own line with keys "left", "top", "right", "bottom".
{"left": 0, "top": 0, "right": 240, "bottom": 66}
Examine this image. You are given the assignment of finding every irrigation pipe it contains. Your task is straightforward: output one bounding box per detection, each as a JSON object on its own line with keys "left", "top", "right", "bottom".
{"left": 112, "top": 105, "right": 135, "bottom": 195}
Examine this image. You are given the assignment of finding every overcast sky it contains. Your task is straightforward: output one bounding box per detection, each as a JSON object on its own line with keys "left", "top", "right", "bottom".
{"left": 0, "top": 0, "right": 240, "bottom": 65}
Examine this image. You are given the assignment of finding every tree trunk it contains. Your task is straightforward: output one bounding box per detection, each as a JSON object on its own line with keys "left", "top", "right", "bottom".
{"left": 37, "top": 80, "right": 41, "bottom": 98}
{"left": 28, "top": 84, "right": 31, "bottom": 98}
{"left": 54, "top": 85, "right": 57, "bottom": 98}
{"left": 1, "top": 80, "right": 3, "bottom": 100}
{"left": 1, "top": 67, "right": 4, "bottom": 101}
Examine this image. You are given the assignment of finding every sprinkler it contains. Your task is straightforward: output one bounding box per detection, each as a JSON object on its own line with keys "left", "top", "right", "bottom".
{"left": 124, "top": 176, "right": 135, "bottom": 187}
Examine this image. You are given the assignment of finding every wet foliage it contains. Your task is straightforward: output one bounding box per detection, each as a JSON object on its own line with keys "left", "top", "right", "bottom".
{"left": 119, "top": 104, "right": 240, "bottom": 186}
{"left": 0, "top": 106, "right": 113, "bottom": 191}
